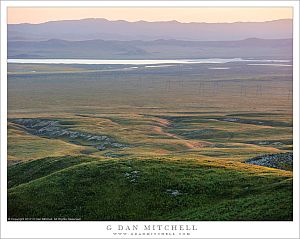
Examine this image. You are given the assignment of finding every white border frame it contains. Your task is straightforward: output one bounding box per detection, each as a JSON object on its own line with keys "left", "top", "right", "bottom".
{"left": 1, "top": 1, "right": 299, "bottom": 238}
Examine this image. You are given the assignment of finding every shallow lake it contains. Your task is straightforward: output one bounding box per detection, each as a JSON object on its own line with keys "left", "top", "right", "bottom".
{"left": 7, "top": 58, "right": 290, "bottom": 65}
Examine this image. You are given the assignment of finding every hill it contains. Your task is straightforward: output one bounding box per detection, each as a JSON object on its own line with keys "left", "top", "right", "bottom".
{"left": 8, "top": 155, "right": 292, "bottom": 220}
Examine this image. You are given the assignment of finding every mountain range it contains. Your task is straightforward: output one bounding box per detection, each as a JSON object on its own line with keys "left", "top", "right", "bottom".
{"left": 8, "top": 18, "right": 293, "bottom": 59}
{"left": 8, "top": 38, "right": 292, "bottom": 60}
{"left": 8, "top": 18, "right": 292, "bottom": 42}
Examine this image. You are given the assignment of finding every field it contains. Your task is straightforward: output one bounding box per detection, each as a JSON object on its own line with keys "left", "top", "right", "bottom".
{"left": 7, "top": 61, "right": 293, "bottom": 220}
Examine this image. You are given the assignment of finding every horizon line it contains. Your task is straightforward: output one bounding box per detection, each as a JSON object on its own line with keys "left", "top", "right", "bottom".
{"left": 8, "top": 17, "right": 293, "bottom": 25}
{"left": 7, "top": 37, "right": 293, "bottom": 43}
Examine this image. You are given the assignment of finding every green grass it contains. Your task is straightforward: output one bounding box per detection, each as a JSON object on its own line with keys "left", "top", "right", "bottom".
{"left": 7, "top": 62, "right": 293, "bottom": 221}
{"left": 7, "top": 155, "right": 99, "bottom": 188}
{"left": 7, "top": 125, "right": 84, "bottom": 162}
{"left": 8, "top": 156, "right": 292, "bottom": 221}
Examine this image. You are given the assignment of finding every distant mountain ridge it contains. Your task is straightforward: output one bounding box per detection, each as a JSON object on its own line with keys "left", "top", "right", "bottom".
{"left": 8, "top": 18, "right": 292, "bottom": 41}
{"left": 8, "top": 38, "right": 292, "bottom": 60}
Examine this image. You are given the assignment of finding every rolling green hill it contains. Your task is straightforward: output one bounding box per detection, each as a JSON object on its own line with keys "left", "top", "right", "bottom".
{"left": 8, "top": 155, "right": 292, "bottom": 221}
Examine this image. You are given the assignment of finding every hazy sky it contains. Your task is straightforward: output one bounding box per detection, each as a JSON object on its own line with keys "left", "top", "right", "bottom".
{"left": 8, "top": 7, "right": 292, "bottom": 24}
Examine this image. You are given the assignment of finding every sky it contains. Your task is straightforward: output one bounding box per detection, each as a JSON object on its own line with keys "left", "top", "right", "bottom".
{"left": 7, "top": 7, "right": 293, "bottom": 24}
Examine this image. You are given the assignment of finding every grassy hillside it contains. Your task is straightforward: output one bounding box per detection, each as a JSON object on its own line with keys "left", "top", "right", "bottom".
{"left": 8, "top": 155, "right": 292, "bottom": 221}
{"left": 7, "top": 62, "right": 293, "bottom": 221}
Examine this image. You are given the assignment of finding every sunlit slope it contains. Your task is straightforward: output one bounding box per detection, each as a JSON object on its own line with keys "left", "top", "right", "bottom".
{"left": 8, "top": 123, "right": 85, "bottom": 164}
{"left": 8, "top": 155, "right": 292, "bottom": 221}
{"left": 8, "top": 110, "right": 293, "bottom": 164}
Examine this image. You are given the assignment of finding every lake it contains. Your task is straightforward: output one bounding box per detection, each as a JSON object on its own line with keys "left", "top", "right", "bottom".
{"left": 7, "top": 58, "right": 290, "bottom": 65}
